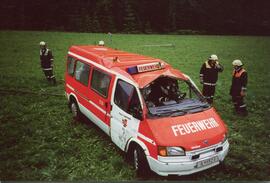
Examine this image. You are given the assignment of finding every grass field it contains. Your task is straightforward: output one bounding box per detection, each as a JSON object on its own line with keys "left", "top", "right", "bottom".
{"left": 0, "top": 31, "right": 270, "bottom": 181}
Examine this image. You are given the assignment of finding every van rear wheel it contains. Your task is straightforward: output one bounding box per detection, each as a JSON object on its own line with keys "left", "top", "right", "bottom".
{"left": 133, "top": 146, "right": 150, "bottom": 177}
{"left": 70, "top": 100, "right": 81, "bottom": 121}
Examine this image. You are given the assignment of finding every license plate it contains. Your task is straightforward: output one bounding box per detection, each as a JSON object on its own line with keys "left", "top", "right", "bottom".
{"left": 196, "top": 156, "right": 219, "bottom": 168}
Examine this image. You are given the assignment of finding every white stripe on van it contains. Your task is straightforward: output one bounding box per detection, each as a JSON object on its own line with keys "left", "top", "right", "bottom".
{"left": 79, "top": 102, "right": 110, "bottom": 135}
{"left": 88, "top": 100, "right": 107, "bottom": 115}
{"left": 66, "top": 83, "right": 75, "bottom": 91}
{"left": 66, "top": 83, "right": 110, "bottom": 117}
{"left": 138, "top": 133, "right": 156, "bottom": 146}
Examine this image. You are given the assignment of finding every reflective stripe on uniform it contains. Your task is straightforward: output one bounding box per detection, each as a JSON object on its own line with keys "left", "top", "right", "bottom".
{"left": 40, "top": 48, "right": 49, "bottom": 56}
{"left": 50, "top": 75, "right": 55, "bottom": 78}
{"left": 203, "top": 82, "right": 216, "bottom": 86}
{"left": 239, "top": 104, "right": 247, "bottom": 108}
{"left": 43, "top": 68, "right": 53, "bottom": 71}
{"left": 204, "top": 96, "right": 214, "bottom": 99}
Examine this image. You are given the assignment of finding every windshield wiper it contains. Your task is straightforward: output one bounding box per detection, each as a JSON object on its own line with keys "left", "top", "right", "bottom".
{"left": 169, "top": 110, "right": 187, "bottom": 117}
{"left": 169, "top": 104, "right": 210, "bottom": 116}
{"left": 149, "top": 108, "right": 187, "bottom": 117}
{"left": 148, "top": 100, "right": 210, "bottom": 117}
{"left": 179, "top": 105, "right": 210, "bottom": 114}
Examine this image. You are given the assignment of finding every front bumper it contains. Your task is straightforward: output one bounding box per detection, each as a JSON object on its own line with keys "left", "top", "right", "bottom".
{"left": 147, "top": 140, "right": 229, "bottom": 176}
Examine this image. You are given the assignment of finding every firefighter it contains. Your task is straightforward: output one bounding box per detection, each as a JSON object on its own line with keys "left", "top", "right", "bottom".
{"left": 39, "top": 41, "right": 56, "bottom": 85}
{"left": 200, "top": 54, "right": 223, "bottom": 104}
{"left": 230, "top": 59, "right": 248, "bottom": 116}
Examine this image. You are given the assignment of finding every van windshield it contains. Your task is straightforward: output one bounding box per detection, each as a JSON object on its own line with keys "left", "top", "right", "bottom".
{"left": 140, "top": 76, "right": 210, "bottom": 117}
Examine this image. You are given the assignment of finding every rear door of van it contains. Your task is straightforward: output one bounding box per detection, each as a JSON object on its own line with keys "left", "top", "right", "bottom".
{"left": 67, "top": 56, "right": 92, "bottom": 115}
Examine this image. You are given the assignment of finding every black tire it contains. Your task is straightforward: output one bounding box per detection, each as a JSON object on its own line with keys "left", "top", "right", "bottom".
{"left": 70, "top": 100, "right": 81, "bottom": 121}
{"left": 133, "top": 146, "right": 150, "bottom": 177}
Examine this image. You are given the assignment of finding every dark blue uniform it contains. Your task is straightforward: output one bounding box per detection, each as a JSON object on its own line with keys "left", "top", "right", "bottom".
{"left": 230, "top": 68, "right": 248, "bottom": 115}
{"left": 200, "top": 61, "right": 223, "bottom": 104}
{"left": 40, "top": 48, "right": 56, "bottom": 84}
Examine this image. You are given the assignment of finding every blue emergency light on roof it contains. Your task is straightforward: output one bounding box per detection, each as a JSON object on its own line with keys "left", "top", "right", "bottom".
{"left": 127, "top": 66, "right": 138, "bottom": 74}
{"left": 127, "top": 62, "right": 164, "bottom": 75}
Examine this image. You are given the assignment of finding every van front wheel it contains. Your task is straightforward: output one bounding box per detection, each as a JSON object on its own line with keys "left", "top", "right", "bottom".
{"left": 133, "top": 146, "right": 150, "bottom": 177}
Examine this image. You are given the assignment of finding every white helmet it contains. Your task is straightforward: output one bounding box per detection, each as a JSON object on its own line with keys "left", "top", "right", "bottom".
{"left": 232, "top": 59, "right": 243, "bottom": 66}
{"left": 98, "top": 40, "right": 105, "bottom": 46}
{"left": 39, "top": 41, "right": 46, "bottom": 46}
{"left": 209, "top": 54, "right": 218, "bottom": 61}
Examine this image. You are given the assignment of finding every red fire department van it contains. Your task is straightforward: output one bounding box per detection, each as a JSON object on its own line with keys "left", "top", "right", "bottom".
{"left": 65, "top": 45, "right": 229, "bottom": 176}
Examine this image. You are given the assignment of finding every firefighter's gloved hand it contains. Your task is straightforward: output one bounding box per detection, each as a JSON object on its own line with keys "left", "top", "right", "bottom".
{"left": 215, "top": 64, "right": 221, "bottom": 69}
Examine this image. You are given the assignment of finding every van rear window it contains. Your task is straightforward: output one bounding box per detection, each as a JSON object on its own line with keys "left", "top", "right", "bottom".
{"left": 91, "top": 69, "right": 111, "bottom": 98}
{"left": 67, "top": 56, "right": 75, "bottom": 76}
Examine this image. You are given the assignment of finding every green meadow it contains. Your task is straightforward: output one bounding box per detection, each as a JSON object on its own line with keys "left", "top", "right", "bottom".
{"left": 0, "top": 31, "right": 270, "bottom": 180}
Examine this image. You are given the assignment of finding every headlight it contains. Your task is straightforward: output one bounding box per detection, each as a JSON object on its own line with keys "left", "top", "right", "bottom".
{"left": 221, "top": 133, "right": 228, "bottom": 144}
{"left": 158, "top": 146, "right": 185, "bottom": 156}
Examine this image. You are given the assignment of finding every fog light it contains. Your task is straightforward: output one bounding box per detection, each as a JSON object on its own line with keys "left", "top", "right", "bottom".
{"left": 216, "top": 147, "right": 223, "bottom": 152}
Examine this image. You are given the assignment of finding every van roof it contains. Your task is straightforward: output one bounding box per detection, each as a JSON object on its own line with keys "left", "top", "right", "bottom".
{"left": 69, "top": 45, "right": 166, "bottom": 68}
{"left": 68, "top": 45, "right": 187, "bottom": 87}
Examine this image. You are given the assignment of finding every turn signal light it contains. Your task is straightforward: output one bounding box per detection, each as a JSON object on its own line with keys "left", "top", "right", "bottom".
{"left": 158, "top": 146, "right": 167, "bottom": 156}
{"left": 158, "top": 146, "right": 185, "bottom": 156}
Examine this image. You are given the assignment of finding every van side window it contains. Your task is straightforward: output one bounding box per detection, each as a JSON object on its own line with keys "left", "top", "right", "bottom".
{"left": 67, "top": 56, "right": 76, "bottom": 76}
{"left": 74, "top": 60, "right": 90, "bottom": 86}
{"left": 91, "top": 69, "right": 111, "bottom": 98}
{"left": 114, "top": 80, "right": 142, "bottom": 119}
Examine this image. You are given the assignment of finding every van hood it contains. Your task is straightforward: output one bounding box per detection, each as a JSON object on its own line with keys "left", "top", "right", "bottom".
{"left": 146, "top": 108, "right": 227, "bottom": 151}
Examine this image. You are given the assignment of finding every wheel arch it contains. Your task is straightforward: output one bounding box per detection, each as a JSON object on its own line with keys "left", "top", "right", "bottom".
{"left": 126, "top": 138, "right": 152, "bottom": 176}
{"left": 68, "top": 93, "right": 78, "bottom": 107}
{"left": 126, "top": 138, "right": 150, "bottom": 156}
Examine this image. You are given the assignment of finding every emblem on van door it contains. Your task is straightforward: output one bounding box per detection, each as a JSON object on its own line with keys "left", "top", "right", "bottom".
{"left": 203, "top": 139, "right": 209, "bottom": 145}
{"left": 122, "top": 119, "right": 128, "bottom": 127}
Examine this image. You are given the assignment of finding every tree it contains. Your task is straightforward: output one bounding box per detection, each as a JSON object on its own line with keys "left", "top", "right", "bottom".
{"left": 0, "top": 0, "right": 269, "bottom": 35}
{"left": 123, "top": 0, "right": 139, "bottom": 33}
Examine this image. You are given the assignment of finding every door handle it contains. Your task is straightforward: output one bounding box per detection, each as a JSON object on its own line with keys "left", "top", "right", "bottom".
{"left": 119, "top": 112, "right": 131, "bottom": 120}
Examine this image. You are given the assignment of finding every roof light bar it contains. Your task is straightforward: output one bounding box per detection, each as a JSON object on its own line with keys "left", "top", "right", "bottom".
{"left": 127, "top": 62, "right": 164, "bottom": 75}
